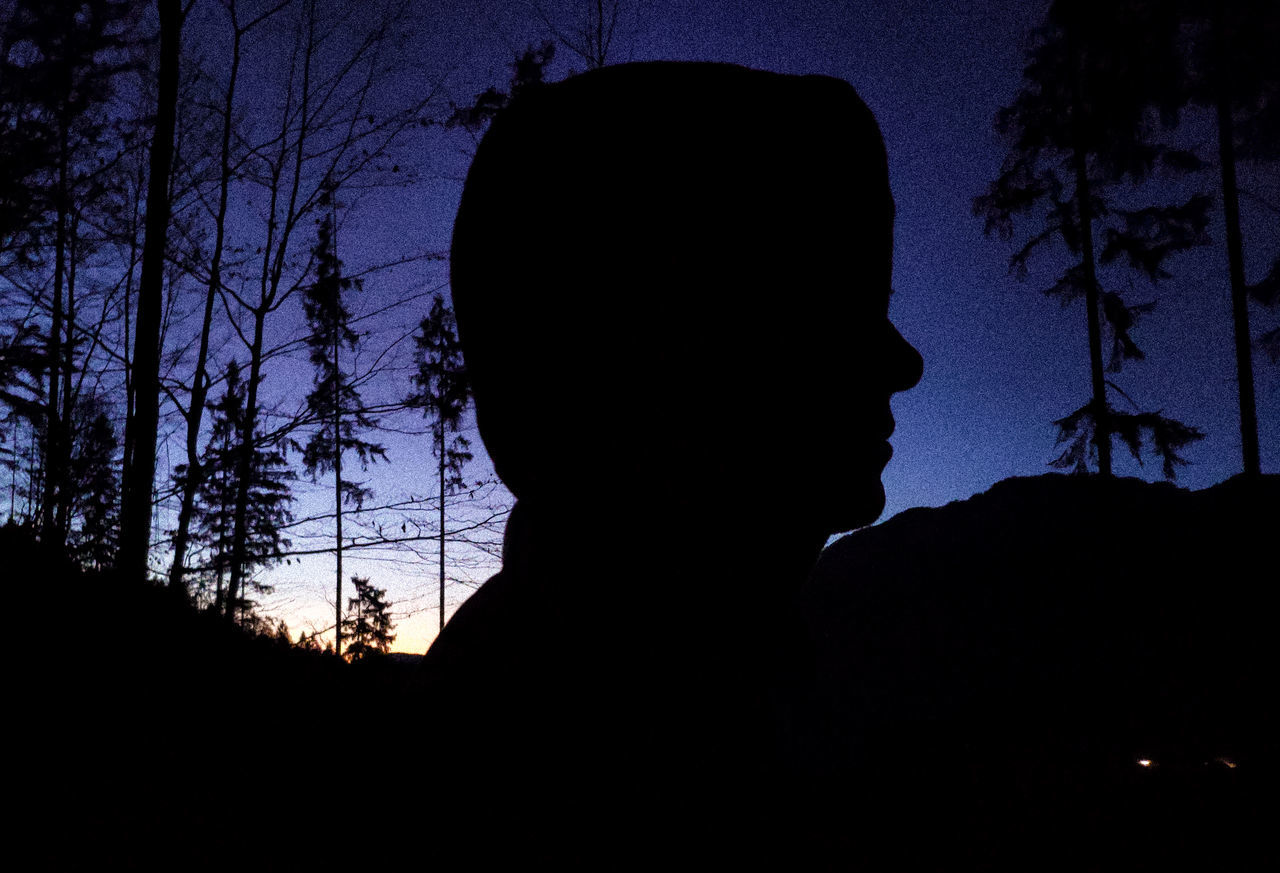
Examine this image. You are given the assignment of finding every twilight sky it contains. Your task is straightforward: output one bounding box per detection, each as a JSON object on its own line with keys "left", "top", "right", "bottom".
{"left": 413, "top": 0, "right": 1278, "bottom": 504}
{"left": 235, "top": 0, "right": 1277, "bottom": 652}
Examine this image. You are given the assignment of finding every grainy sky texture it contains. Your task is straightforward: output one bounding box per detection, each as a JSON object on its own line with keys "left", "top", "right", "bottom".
{"left": 410, "top": 0, "right": 1279, "bottom": 501}
{"left": 220, "top": 0, "right": 1277, "bottom": 652}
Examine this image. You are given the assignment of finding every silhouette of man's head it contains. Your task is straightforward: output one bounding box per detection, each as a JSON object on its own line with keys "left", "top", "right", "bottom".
{"left": 451, "top": 62, "right": 921, "bottom": 536}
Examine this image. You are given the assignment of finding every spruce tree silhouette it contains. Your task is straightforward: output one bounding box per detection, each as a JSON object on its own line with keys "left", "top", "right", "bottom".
{"left": 410, "top": 61, "right": 922, "bottom": 864}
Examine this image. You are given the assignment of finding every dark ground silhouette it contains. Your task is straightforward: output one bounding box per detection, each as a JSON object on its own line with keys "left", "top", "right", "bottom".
{"left": 11, "top": 472, "right": 1276, "bottom": 869}
{"left": 9, "top": 523, "right": 411, "bottom": 870}
{"left": 805, "top": 472, "right": 1278, "bottom": 870}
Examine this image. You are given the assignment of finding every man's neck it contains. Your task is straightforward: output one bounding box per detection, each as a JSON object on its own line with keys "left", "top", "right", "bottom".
{"left": 502, "top": 493, "right": 827, "bottom": 631}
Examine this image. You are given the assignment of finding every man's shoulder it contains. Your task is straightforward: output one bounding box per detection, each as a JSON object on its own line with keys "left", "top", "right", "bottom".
{"left": 419, "top": 568, "right": 526, "bottom": 673}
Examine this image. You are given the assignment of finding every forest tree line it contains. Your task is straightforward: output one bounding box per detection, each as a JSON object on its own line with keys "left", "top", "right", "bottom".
{"left": 0, "top": 0, "right": 529, "bottom": 655}
{"left": 976, "top": 0, "right": 1279, "bottom": 479}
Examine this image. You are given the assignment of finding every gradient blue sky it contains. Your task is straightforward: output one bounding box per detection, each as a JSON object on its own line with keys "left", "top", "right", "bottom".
{"left": 418, "top": 0, "right": 1278, "bottom": 512}
{"left": 232, "top": 0, "right": 1277, "bottom": 651}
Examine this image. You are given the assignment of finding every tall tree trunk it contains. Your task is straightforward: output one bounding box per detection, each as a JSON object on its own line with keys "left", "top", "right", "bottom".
{"left": 7, "top": 426, "right": 14, "bottom": 518}
{"left": 226, "top": 308, "right": 264, "bottom": 618}
{"left": 215, "top": 459, "right": 230, "bottom": 611}
{"left": 121, "top": 166, "right": 141, "bottom": 480}
{"left": 169, "top": 22, "right": 244, "bottom": 591}
{"left": 333, "top": 180, "right": 344, "bottom": 655}
{"left": 334, "top": 308, "right": 344, "bottom": 656}
{"left": 57, "top": 212, "right": 79, "bottom": 537}
{"left": 439, "top": 426, "right": 445, "bottom": 634}
{"left": 1068, "top": 34, "right": 1113, "bottom": 477}
{"left": 42, "top": 124, "right": 69, "bottom": 542}
{"left": 595, "top": 0, "right": 605, "bottom": 67}
{"left": 119, "top": 0, "right": 181, "bottom": 581}
{"left": 1213, "top": 7, "right": 1261, "bottom": 479}
{"left": 228, "top": 0, "right": 313, "bottom": 618}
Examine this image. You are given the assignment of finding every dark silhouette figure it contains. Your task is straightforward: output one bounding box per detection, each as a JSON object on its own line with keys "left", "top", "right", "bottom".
{"left": 411, "top": 61, "right": 921, "bottom": 863}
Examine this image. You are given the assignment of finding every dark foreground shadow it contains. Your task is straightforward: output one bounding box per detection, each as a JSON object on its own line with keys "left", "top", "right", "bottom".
{"left": 804, "top": 473, "right": 1278, "bottom": 870}
{"left": 10, "top": 476, "right": 1275, "bottom": 870}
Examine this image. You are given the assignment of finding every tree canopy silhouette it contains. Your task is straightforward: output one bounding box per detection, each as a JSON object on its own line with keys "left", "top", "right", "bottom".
{"left": 975, "top": 0, "right": 1207, "bottom": 479}
{"left": 409, "top": 294, "right": 473, "bottom": 632}
{"left": 299, "top": 182, "right": 385, "bottom": 651}
{"left": 173, "top": 360, "right": 294, "bottom": 617}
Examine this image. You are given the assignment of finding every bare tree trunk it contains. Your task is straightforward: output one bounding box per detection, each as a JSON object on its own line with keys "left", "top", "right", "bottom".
{"left": 334, "top": 284, "right": 344, "bottom": 656}
{"left": 439, "top": 426, "right": 445, "bottom": 633}
{"left": 7, "top": 426, "right": 14, "bottom": 518}
{"left": 219, "top": 0, "right": 434, "bottom": 614}
{"left": 1213, "top": 7, "right": 1261, "bottom": 479}
{"left": 42, "top": 124, "right": 69, "bottom": 543}
{"left": 57, "top": 212, "right": 79, "bottom": 537}
{"left": 27, "top": 421, "right": 38, "bottom": 521}
{"left": 229, "top": 0, "right": 314, "bottom": 616}
{"left": 332, "top": 177, "right": 344, "bottom": 654}
{"left": 594, "top": 0, "right": 605, "bottom": 67}
{"left": 1068, "top": 34, "right": 1112, "bottom": 478}
{"left": 121, "top": 165, "right": 141, "bottom": 480}
{"left": 119, "top": 0, "right": 181, "bottom": 581}
{"left": 226, "top": 306, "right": 265, "bottom": 617}
{"left": 170, "top": 11, "right": 245, "bottom": 592}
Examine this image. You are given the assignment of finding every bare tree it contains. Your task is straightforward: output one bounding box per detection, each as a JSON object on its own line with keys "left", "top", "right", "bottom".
{"left": 120, "top": 0, "right": 183, "bottom": 581}
{"left": 218, "top": 0, "right": 440, "bottom": 616}
{"left": 534, "top": 0, "right": 626, "bottom": 69}
{"left": 167, "top": 0, "right": 291, "bottom": 593}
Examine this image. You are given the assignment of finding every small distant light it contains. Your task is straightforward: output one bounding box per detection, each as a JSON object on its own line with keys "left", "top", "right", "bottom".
{"left": 1137, "top": 759, "right": 1153, "bottom": 768}
{"left": 1216, "top": 757, "right": 1238, "bottom": 769}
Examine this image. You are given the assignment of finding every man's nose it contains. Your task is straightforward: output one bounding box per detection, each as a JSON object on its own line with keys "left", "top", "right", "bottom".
{"left": 889, "top": 324, "right": 923, "bottom": 393}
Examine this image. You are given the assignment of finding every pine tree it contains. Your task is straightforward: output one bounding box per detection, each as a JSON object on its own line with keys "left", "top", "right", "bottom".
{"left": 410, "top": 294, "right": 472, "bottom": 633}
{"left": 0, "top": 324, "right": 45, "bottom": 471}
{"left": 296, "top": 630, "right": 324, "bottom": 652}
{"left": 0, "top": 0, "right": 136, "bottom": 547}
{"left": 174, "top": 361, "right": 293, "bottom": 616}
{"left": 0, "top": 0, "right": 134, "bottom": 270}
{"left": 974, "top": 0, "right": 1207, "bottom": 479}
{"left": 341, "top": 575, "right": 395, "bottom": 662}
{"left": 66, "top": 398, "right": 119, "bottom": 571}
{"left": 299, "top": 181, "right": 385, "bottom": 653}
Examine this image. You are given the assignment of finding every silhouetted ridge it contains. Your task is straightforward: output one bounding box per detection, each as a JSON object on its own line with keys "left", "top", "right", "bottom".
{"left": 802, "top": 472, "right": 1277, "bottom": 869}
{"left": 7, "top": 524, "right": 414, "bottom": 871}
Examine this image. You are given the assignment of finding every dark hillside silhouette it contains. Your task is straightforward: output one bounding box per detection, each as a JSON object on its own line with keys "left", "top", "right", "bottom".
{"left": 12, "top": 472, "right": 1273, "bottom": 868}
{"left": 8, "top": 523, "right": 413, "bottom": 870}
{"left": 805, "top": 472, "right": 1277, "bottom": 869}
